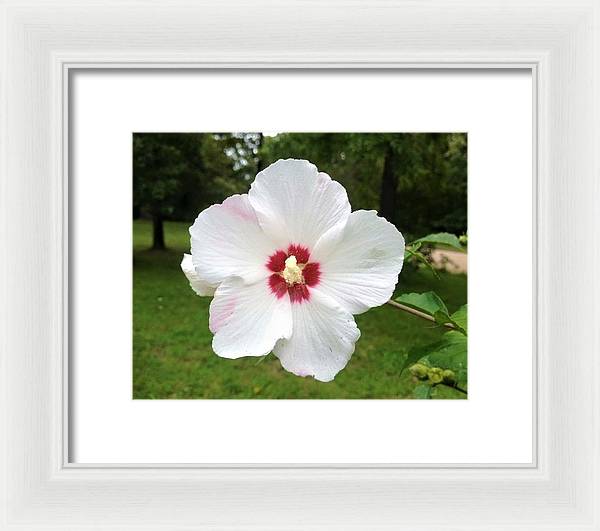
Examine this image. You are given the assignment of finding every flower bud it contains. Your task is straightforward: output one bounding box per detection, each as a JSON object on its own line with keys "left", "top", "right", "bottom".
{"left": 427, "top": 367, "right": 444, "bottom": 384}
{"left": 409, "top": 363, "right": 429, "bottom": 380}
{"left": 442, "top": 369, "right": 456, "bottom": 384}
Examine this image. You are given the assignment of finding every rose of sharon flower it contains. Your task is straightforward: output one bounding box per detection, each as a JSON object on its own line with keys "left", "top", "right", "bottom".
{"left": 181, "top": 159, "right": 405, "bottom": 382}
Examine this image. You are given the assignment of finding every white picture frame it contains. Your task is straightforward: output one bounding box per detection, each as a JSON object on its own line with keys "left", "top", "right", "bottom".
{"left": 1, "top": 0, "right": 598, "bottom": 529}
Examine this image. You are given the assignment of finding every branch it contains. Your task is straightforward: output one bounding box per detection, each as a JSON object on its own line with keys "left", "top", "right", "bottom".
{"left": 385, "top": 299, "right": 457, "bottom": 331}
{"left": 439, "top": 382, "right": 468, "bottom": 395}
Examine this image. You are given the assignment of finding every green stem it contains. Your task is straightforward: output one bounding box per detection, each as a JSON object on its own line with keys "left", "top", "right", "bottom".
{"left": 385, "top": 300, "right": 457, "bottom": 331}
{"left": 440, "top": 382, "right": 468, "bottom": 395}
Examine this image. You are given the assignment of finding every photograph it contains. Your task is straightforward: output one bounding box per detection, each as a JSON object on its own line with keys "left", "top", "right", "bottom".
{"left": 132, "top": 132, "right": 468, "bottom": 399}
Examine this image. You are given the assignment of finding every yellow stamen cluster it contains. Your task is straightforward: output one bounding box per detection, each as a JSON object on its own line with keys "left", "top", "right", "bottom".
{"left": 282, "top": 255, "right": 304, "bottom": 285}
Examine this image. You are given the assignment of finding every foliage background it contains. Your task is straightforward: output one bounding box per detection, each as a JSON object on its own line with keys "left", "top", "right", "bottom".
{"left": 133, "top": 132, "right": 467, "bottom": 399}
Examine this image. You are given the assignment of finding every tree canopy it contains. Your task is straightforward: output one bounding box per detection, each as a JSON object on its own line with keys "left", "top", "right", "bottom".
{"left": 133, "top": 132, "right": 467, "bottom": 249}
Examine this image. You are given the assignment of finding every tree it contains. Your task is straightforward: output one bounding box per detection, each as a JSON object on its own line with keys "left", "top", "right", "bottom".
{"left": 260, "top": 132, "right": 467, "bottom": 239}
{"left": 133, "top": 132, "right": 467, "bottom": 249}
{"left": 133, "top": 133, "right": 233, "bottom": 250}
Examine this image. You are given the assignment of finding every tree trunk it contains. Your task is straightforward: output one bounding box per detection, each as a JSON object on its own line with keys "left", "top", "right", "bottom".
{"left": 379, "top": 146, "right": 398, "bottom": 222}
{"left": 152, "top": 214, "right": 166, "bottom": 250}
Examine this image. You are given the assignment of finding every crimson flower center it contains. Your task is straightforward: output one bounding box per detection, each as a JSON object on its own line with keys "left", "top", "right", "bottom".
{"left": 266, "top": 244, "right": 321, "bottom": 303}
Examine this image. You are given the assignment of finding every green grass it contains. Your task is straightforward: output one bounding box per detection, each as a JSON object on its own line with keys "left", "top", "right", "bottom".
{"left": 133, "top": 219, "right": 467, "bottom": 399}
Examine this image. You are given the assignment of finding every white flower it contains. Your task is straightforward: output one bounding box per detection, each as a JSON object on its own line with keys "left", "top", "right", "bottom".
{"left": 182, "top": 159, "right": 405, "bottom": 382}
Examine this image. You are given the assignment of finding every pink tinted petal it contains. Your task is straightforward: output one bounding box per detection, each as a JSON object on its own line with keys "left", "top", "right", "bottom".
{"left": 209, "top": 296, "right": 237, "bottom": 333}
{"left": 190, "top": 194, "right": 274, "bottom": 285}
{"left": 273, "top": 289, "right": 360, "bottom": 382}
{"left": 210, "top": 277, "right": 293, "bottom": 359}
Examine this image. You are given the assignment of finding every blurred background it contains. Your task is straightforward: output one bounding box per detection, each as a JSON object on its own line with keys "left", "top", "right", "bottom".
{"left": 133, "top": 132, "right": 467, "bottom": 399}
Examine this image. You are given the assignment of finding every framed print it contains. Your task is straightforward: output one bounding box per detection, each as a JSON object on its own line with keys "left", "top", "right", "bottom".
{"left": 1, "top": 0, "right": 599, "bottom": 530}
{"left": 69, "top": 69, "right": 532, "bottom": 465}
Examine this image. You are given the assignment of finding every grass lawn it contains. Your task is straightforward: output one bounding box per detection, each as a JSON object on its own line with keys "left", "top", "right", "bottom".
{"left": 133, "top": 219, "right": 467, "bottom": 399}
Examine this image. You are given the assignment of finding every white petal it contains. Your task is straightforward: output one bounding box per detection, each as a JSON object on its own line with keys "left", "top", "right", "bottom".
{"left": 210, "top": 277, "right": 293, "bottom": 359}
{"left": 190, "top": 194, "right": 274, "bottom": 285}
{"left": 314, "top": 210, "right": 405, "bottom": 315}
{"left": 273, "top": 290, "right": 360, "bottom": 382}
{"left": 180, "top": 254, "right": 215, "bottom": 296}
{"left": 248, "top": 159, "right": 351, "bottom": 250}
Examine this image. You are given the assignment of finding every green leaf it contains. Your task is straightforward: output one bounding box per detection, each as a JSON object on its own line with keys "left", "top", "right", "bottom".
{"left": 426, "top": 331, "right": 467, "bottom": 369}
{"left": 433, "top": 310, "right": 454, "bottom": 327}
{"left": 398, "top": 299, "right": 468, "bottom": 393}
{"left": 450, "top": 305, "right": 468, "bottom": 334}
{"left": 409, "top": 328, "right": 468, "bottom": 389}
{"left": 423, "top": 331, "right": 468, "bottom": 387}
{"left": 395, "top": 291, "right": 448, "bottom": 317}
{"left": 395, "top": 292, "right": 467, "bottom": 334}
{"left": 412, "top": 232, "right": 464, "bottom": 251}
{"left": 414, "top": 383, "right": 432, "bottom": 399}
{"left": 400, "top": 344, "right": 431, "bottom": 376}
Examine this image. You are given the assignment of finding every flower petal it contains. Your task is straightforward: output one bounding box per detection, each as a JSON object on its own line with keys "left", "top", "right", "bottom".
{"left": 190, "top": 194, "right": 274, "bottom": 285}
{"left": 180, "top": 253, "right": 215, "bottom": 296}
{"left": 248, "top": 159, "right": 351, "bottom": 250}
{"left": 210, "top": 277, "right": 293, "bottom": 359}
{"left": 273, "top": 290, "right": 360, "bottom": 382}
{"left": 313, "top": 210, "right": 405, "bottom": 314}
